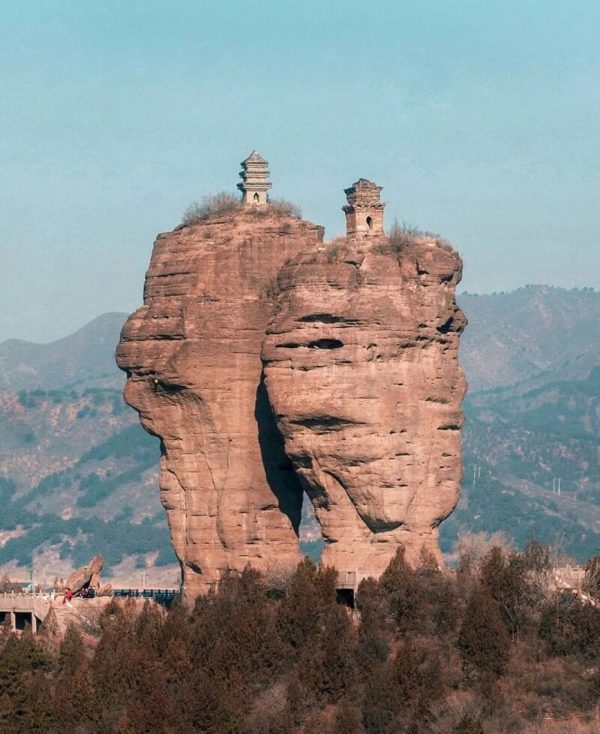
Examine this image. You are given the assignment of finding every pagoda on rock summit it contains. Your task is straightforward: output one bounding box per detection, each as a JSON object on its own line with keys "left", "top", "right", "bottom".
{"left": 238, "top": 151, "right": 272, "bottom": 206}
{"left": 343, "top": 178, "right": 385, "bottom": 236}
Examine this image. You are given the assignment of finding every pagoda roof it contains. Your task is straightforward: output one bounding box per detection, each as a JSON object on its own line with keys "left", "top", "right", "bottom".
{"left": 344, "top": 178, "right": 382, "bottom": 196}
{"left": 350, "top": 178, "right": 380, "bottom": 189}
{"left": 242, "top": 150, "right": 268, "bottom": 165}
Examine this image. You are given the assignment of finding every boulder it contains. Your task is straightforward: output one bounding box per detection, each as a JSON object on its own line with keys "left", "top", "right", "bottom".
{"left": 116, "top": 190, "right": 467, "bottom": 598}
{"left": 262, "top": 234, "right": 466, "bottom": 575}
{"left": 64, "top": 554, "right": 104, "bottom": 595}
{"left": 116, "top": 208, "right": 324, "bottom": 599}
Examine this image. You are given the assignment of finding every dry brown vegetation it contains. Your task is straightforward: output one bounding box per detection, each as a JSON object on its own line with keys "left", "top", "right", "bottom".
{"left": 0, "top": 575, "right": 22, "bottom": 593}
{"left": 181, "top": 192, "right": 242, "bottom": 225}
{"left": 266, "top": 198, "right": 302, "bottom": 218}
{"left": 1, "top": 542, "right": 599, "bottom": 733}
{"left": 181, "top": 194, "right": 301, "bottom": 226}
{"left": 371, "top": 218, "right": 454, "bottom": 256}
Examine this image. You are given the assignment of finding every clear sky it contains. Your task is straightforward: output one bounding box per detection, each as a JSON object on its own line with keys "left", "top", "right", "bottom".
{"left": 1, "top": 1, "right": 598, "bottom": 343}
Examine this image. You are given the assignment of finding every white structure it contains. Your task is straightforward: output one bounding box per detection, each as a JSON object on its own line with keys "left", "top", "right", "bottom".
{"left": 237, "top": 151, "right": 272, "bottom": 205}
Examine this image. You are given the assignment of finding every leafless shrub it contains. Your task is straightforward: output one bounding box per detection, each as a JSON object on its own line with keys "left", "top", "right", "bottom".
{"left": 389, "top": 218, "right": 424, "bottom": 242}
{"left": 503, "top": 639, "right": 599, "bottom": 723}
{"left": 243, "top": 681, "right": 288, "bottom": 733}
{"left": 523, "top": 710, "right": 600, "bottom": 734}
{"left": 326, "top": 245, "right": 339, "bottom": 262}
{"left": 268, "top": 198, "right": 302, "bottom": 218}
{"left": 428, "top": 691, "right": 482, "bottom": 733}
{"left": 245, "top": 198, "right": 302, "bottom": 220}
{"left": 0, "top": 575, "right": 22, "bottom": 592}
{"left": 454, "top": 530, "right": 514, "bottom": 574}
{"left": 379, "top": 218, "right": 454, "bottom": 255}
{"left": 325, "top": 238, "right": 347, "bottom": 263}
{"left": 583, "top": 556, "right": 600, "bottom": 600}
{"left": 263, "top": 561, "right": 296, "bottom": 596}
{"left": 181, "top": 192, "right": 242, "bottom": 225}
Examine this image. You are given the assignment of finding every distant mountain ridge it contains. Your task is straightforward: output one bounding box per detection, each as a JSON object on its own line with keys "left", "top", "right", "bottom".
{"left": 0, "top": 312, "right": 128, "bottom": 391}
{"left": 458, "top": 285, "right": 599, "bottom": 391}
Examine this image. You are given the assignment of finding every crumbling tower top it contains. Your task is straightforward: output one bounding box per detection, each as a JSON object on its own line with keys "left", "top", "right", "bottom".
{"left": 238, "top": 151, "right": 272, "bottom": 206}
{"left": 343, "top": 178, "right": 385, "bottom": 237}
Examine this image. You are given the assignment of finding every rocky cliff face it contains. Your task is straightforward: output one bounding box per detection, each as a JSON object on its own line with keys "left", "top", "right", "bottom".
{"left": 262, "top": 235, "right": 466, "bottom": 576}
{"left": 116, "top": 209, "right": 324, "bottom": 598}
{"left": 117, "top": 201, "right": 465, "bottom": 596}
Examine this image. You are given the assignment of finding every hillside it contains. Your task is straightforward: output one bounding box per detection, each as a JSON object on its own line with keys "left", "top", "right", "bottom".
{"left": 440, "top": 367, "right": 600, "bottom": 560}
{"left": 0, "top": 312, "right": 127, "bottom": 392}
{"left": 458, "top": 285, "right": 600, "bottom": 391}
{"left": 0, "top": 385, "right": 176, "bottom": 582}
{"left": 0, "top": 286, "right": 598, "bottom": 581}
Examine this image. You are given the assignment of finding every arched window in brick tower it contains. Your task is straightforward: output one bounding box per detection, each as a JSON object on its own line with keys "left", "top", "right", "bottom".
{"left": 366, "top": 216, "right": 373, "bottom": 229}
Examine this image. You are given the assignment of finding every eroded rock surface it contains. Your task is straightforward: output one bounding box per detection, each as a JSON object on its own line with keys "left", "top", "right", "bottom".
{"left": 262, "top": 235, "right": 466, "bottom": 576}
{"left": 116, "top": 210, "right": 324, "bottom": 598}
{"left": 64, "top": 553, "right": 104, "bottom": 595}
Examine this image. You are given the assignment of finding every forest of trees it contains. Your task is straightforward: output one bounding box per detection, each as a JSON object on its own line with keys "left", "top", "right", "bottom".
{"left": 1, "top": 543, "right": 599, "bottom": 733}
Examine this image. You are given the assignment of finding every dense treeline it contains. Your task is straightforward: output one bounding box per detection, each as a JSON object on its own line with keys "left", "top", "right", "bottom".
{"left": 1, "top": 543, "right": 599, "bottom": 733}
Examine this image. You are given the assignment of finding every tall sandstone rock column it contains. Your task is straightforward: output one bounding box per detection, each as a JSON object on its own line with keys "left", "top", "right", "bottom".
{"left": 262, "top": 232, "right": 467, "bottom": 577}
{"left": 116, "top": 208, "right": 324, "bottom": 598}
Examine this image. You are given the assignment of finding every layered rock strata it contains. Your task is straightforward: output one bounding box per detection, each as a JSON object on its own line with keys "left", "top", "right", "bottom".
{"left": 262, "top": 234, "right": 466, "bottom": 576}
{"left": 116, "top": 209, "right": 323, "bottom": 598}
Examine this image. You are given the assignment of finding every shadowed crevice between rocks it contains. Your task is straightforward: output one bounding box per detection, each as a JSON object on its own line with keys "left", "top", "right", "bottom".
{"left": 308, "top": 338, "right": 344, "bottom": 350}
{"left": 255, "top": 373, "right": 304, "bottom": 535}
{"left": 289, "top": 415, "right": 366, "bottom": 431}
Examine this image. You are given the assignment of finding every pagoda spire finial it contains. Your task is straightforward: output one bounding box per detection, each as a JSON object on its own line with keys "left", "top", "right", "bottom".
{"left": 237, "top": 151, "right": 272, "bottom": 206}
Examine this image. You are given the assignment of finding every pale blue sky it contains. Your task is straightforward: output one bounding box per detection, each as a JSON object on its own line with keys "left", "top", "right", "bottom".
{"left": 1, "top": 1, "right": 598, "bottom": 342}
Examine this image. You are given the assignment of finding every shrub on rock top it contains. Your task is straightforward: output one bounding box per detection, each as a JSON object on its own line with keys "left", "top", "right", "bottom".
{"left": 181, "top": 192, "right": 242, "bottom": 225}
{"left": 181, "top": 194, "right": 301, "bottom": 226}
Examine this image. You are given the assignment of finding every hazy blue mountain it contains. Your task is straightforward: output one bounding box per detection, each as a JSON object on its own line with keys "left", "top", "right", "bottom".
{"left": 458, "top": 285, "right": 600, "bottom": 392}
{"left": 0, "top": 312, "right": 128, "bottom": 391}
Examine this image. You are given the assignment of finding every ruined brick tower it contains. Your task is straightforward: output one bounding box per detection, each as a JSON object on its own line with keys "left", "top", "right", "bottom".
{"left": 238, "top": 151, "right": 272, "bottom": 205}
{"left": 343, "top": 178, "right": 385, "bottom": 236}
